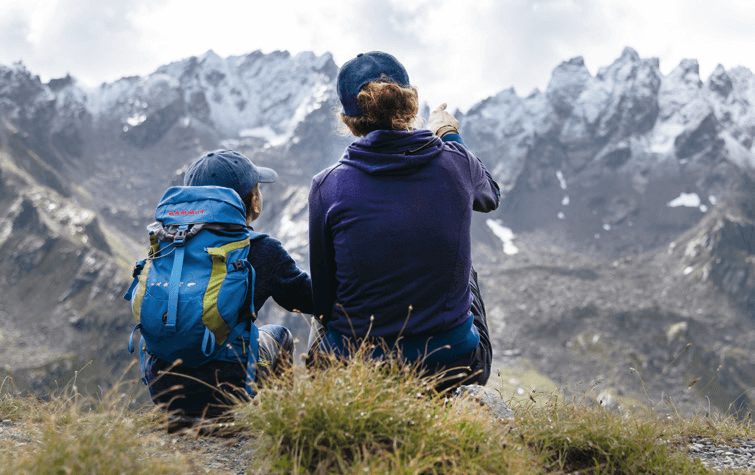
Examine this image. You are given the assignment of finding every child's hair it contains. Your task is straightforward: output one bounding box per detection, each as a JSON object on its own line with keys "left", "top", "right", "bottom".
{"left": 340, "top": 81, "right": 419, "bottom": 137}
{"left": 242, "top": 188, "right": 255, "bottom": 223}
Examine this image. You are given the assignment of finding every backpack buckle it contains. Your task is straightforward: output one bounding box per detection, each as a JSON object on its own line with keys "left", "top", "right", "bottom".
{"left": 232, "top": 260, "right": 246, "bottom": 271}
{"left": 173, "top": 226, "right": 189, "bottom": 246}
{"left": 132, "top": 261, "right": 145, "bottom": 278}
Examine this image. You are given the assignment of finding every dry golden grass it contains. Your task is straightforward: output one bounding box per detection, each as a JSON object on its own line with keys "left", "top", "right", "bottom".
{"left": 0, "top": 354, "right": 750, "bottom": 474}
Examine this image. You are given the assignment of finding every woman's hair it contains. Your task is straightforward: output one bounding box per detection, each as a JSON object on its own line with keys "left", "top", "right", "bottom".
{"left": 340, "top": 81, "right": 419, "bottom": 137}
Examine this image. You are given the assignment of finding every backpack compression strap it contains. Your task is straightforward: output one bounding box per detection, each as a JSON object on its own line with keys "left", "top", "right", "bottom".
{"left": 166, "top": 224, "right": 189, "bottom": 331}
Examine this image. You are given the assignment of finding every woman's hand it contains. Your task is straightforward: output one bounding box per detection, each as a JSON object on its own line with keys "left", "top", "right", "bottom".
{"left": 428, "top": 103, "right": 459, "bottom": 138}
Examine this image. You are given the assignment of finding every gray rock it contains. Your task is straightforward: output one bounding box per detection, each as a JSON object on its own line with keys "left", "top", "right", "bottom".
{"left": 454, "top": 384, "right": 515, "bottom": 420}
{"left": 688, "top": 436, "right": 755, "bottom": 471}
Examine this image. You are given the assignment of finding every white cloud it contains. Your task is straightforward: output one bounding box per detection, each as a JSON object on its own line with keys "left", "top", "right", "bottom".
{"left": 0, "top": 0, "right": 754, "bottom": 111}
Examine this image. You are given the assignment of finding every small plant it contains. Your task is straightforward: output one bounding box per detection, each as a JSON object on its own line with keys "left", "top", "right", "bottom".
{"left": 233, "top": 347, "right": 536, "bottom": 474}
{"left": 512, "top": 393, "right": 711, "bottom": 474}
{"left": 0, "top": 370, "right": 194, "bottom": 475}
{"left": 0, "top": 377, "right": 32, "bottom": 420}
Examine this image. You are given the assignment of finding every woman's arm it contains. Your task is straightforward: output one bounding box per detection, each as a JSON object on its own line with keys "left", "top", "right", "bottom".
{"left": 466, "top": 147, "right": 501, "bottom": 212}
{"left": 430, "top": 103, "right": 501, "bottom": 212}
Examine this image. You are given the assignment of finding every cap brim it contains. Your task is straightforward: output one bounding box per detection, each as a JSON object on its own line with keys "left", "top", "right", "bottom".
{"left": 256, "top": 166, "right": 278, "bottom": 184}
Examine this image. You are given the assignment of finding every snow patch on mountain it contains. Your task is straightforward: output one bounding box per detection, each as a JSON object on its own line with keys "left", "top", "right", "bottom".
{"left": 275, "top": 186, "right": 310, "bottom": 254}
{"left": 667, "top": 192, "right": 710, "bottom": 213}
{"left": 556, "top": 170, "right": 567, "bottom": 190}
{"left": 486, "top": 219, "right": 519, "bottom": 255}
{"left": 240, "top": 126, "right": 290, "bottom": 147}
{"left": 649, "top": 121, "right": 686, "bottom": 154}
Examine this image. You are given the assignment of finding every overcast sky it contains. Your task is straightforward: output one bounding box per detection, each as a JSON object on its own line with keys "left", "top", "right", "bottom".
{"left": 1, "top": 0, "right": 754, "bottom": 111}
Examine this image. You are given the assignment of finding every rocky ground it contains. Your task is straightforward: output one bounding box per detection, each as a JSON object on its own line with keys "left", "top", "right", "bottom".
{"left": 687, "top": 436, "right": 755, "bottom": 472}
{"left": 2, "top": 416, "right": 753, "bottom": 473}
{"left": 476, "top": 214, "right": 754, "bottom": 417}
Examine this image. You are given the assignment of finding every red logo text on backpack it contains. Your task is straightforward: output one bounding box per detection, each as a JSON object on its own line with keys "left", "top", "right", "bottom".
{"left": 168, "top": 209, "right": 206, "bottom": 216}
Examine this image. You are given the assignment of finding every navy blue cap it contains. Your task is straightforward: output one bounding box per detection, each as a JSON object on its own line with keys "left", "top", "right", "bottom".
{"left": 184, "top": 149, "right": 278, "bottom": 198}
{"left": 337, "top": 51, "right": 411, "bottom": 117}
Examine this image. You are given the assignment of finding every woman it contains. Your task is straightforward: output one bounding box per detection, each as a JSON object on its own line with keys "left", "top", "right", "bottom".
{"left": 145, "top": 149, "right": 313, "bottom": 421}
{"left": 308, "top": 52, "right": 500, "bottom": 391}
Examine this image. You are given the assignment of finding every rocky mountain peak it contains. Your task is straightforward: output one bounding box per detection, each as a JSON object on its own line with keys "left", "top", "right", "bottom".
{"left": 133, "top": 48, "right": 338, "bottom": 142}
{"left": 596, "top": 47, "right": 660, "bottom": 95}
{"left": 546, "top": 56, "right": 592, "bottom": 117}
{"left": 457, "top": 49, "right": 755, "bottom": 264}
{"left": 596, "top": 46, "right": 643, "bottom": 81}
{"left": 0, "top": 62, "right": 50, "bottom": 120}
{"left": 707, "top": 64, "right": 733, "bottom": 98}
{"left": 674, "top": 58, "right": 703, "bottom": 87}
{"left": 199, "top": 49, "right": 223, "bottom": 65}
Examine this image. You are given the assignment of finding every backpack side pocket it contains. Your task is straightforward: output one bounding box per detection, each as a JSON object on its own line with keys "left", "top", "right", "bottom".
{"left": 203, "top": 238, "right": 251, "bottom": 345}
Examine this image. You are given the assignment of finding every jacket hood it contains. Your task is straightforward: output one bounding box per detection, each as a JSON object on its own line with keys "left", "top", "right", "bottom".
{"left": 340, "top": 129, "right": 444, "bottom": 175}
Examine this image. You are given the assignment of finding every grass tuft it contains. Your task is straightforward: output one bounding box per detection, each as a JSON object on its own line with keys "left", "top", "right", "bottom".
{"left": 0, "top": 371, "right": 194, "bottom": 474}
{"left": 233, "top": 348, "right": 535, "bottom": 474}
{"left": 513, "top": 393, "right": 711, "bottom": 474}
{"left": 0, "top": 377, "right": 34, "bottom": 420}
{"left": 0, "top": 354, "right": 751, "bottom": 474}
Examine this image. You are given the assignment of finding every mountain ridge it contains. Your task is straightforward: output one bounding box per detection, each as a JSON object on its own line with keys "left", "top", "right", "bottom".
{"left": 0, "top": 47, "right": 752, "bottom": 415}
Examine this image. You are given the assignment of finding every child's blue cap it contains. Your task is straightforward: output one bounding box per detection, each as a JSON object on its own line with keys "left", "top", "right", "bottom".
{"left": 184, "top": 149, "right": 278, "bottom": 198}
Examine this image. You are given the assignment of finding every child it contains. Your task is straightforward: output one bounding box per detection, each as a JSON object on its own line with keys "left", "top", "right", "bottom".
{"left": 145, "top": 149, "right": 313, "bottom": 420}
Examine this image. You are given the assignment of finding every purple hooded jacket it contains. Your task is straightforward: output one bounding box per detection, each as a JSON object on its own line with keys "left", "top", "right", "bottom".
{"left": 309, "top": 129, "right": 499, "bottom": 360}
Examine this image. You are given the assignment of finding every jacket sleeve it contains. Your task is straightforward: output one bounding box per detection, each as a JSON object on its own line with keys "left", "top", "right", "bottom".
{"left": 266, "top": 240, "right": 314, "bottom": 314}
{"left": 469, "top": 150, "right": 501, "bottom": 212}
{"left": 308, "top": 177, "right": 337, "bottom": 323}
{"left": 443, "top": 134, "right": 501, "bottom": 212}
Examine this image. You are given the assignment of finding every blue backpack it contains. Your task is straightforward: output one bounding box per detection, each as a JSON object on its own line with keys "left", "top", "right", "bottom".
{"left": 124, "top": 186, "right": 263, "bottom": 395}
